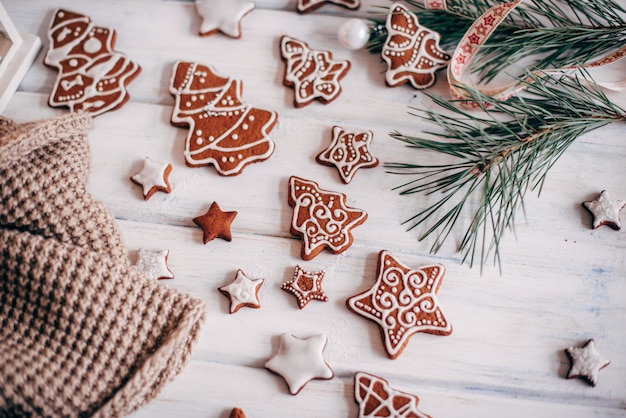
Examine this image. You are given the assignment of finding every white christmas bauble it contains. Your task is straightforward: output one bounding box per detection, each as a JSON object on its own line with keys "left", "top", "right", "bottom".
{"left": 338, "top": 18, "right": 370, "bottom": 50}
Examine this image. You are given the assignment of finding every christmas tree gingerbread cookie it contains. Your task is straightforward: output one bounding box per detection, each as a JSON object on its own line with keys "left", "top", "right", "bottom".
{"left": 280, "top": 36, "right": 351, "bottom": 108}
{"left": 44, "top": 9, "right": 141, "bottom": 116}
{"left": 170, "top": 61, "right": 278, "bottom": 176}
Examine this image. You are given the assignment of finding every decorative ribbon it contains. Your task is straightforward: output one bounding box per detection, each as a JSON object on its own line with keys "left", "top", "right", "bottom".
{"left": 424, "top": 0, "right": 626, "bottom": 107}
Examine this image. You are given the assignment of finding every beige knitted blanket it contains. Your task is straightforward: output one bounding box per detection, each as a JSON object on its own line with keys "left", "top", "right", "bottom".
{"left": 0, "top": 112, "right": 207, "bottom": 417}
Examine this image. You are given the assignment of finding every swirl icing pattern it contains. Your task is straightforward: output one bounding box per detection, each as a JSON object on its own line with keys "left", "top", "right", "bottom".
{"left": 347, "top": 250, "right": 452, "bottom": 359}
{"left": 288, "top": 176, "right": 367, "bottom": 261}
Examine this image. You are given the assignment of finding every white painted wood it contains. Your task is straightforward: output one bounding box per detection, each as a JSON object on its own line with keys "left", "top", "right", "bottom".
{"left": 2, "top": 1, "right": 625, "bottom": 417}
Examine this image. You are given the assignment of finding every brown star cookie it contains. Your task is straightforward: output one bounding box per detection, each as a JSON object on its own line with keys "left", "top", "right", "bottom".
{"left": 316, "top": 126, "right": 379, "bottom": 184}
{"left": 282, "top": 265, "right": 328, "bottom": 309}
{"left": 346, "top": 250, "right": 452, "bottom": 359}
{"left": 193, "top": 201, "right": 237, "bottom": 243}
{"left": 288, "top": 176, "right": 367, "bottom": 261}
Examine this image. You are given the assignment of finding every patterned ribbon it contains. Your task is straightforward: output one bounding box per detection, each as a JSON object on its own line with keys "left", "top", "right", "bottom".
{"left": 424, "top": 0, "right": 626, "bottom": 108}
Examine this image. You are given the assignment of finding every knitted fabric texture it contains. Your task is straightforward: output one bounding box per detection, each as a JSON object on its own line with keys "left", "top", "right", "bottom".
{"left": 0, "top": 112, "right": 207, "bottom": 417}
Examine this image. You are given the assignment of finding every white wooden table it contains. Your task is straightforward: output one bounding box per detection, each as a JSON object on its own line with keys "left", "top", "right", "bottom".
{"left": 3, "top": 1, "right": 626, "bottom": 416}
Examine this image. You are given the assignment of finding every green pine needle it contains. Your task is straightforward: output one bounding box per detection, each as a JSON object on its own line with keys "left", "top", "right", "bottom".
{"left": 386, "top": 70, "right": 626, "bottom": 270}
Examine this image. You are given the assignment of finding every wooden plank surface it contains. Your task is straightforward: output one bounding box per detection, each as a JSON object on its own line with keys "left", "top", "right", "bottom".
{"left": 3, "top": 0, "right": 626, "bottom": 416}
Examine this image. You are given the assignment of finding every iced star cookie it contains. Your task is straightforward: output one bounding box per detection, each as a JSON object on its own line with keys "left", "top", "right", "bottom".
{"left": 582, "top": 190, "right": 626, "bottom": 230}
{"left": 288, "top": 176, "right": 367, "bottom": 261}
{"left": 264, "top": 333, "right": 334, "bottom": 395}
{"left": 170, "top": 61, "right": 278, "bottom": 176}
{"left": 382, "top": 3, "right": 450, "bottom": 89}
{"left": 354, "top": 372, "right": 432, "bottom": 418}
{"left": 346, "top": 250, "right": 452, "bottom": 359}
{"left": 282, "top": 265, "right": 328, "bottom": 309}
{"left": 219, "top": 269, "right": 264, "bottom": 314}
{"left": 280, "top": 36, "right": 351, "bottom": 108}
{"left": 195, "top": 0, "right": 255, "bottom": 38}
{"left": 193, "top": 201, "right": 237, "bottom": 243}
{"left": 130, "top": 157, "right": 172, "bottom": 200}
{"left": 297, "top": 0, "right": 360, "bottom": 14}
{"left": 44, "top": 9, "right": 141, "bottom": 116}
{"left": 135, "top": 249, "right": 174, "bottom": 280}
{"left": 565, "top": 339, "right": 610, "bottom": 387}
{"left": 316, "top": 126, "right": 379, "bottom": 184}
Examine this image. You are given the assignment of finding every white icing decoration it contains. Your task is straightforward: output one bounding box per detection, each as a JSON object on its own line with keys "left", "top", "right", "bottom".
{"left": 264, "top": 333, "right": 334, "bottom": 395}
{"left": 130, "top": 157, "right": 171, "bottom": 198}
{"left": 346, "top": 250, "right": 451, "bottom": 358}
{"left": 135, "top": 248, "right": 174, "bottom": 280}
{"left": 280, "top": 36, "right": 350, "bottom": 106}
{"left": 382, "top": 3, "right": 450, "bottom": 89}
{"left": 219, "top": 269, "right": 264, "bottom": 314}
{"left": 289, "top": 176, "right": 367, "bottom": 259}
{"left": 195, "top": 0, "right": 255, "bottom": 38}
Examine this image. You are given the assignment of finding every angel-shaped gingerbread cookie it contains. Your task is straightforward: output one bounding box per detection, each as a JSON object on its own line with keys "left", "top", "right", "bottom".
{"left": 44, "top": 9, "right": 141, "bottom": 116}
{"left": 382, "top": 3, "right": 450, "bottom": 89}
{"left": 170, "top": 61, "right": 278, "bottom": 176}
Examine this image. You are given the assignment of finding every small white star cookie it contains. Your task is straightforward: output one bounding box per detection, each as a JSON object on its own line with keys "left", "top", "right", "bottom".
{"left": 265, "top": 333, "right": 334, "bottom": 395}
{"left": 130, "top": 157, "right": 172, "bottom": 200}
{"left": 219, "top": 269, "right": 264, "bottom": 314}
{"left": 135, "top": 249, "right": 174, "bottom": 280}
{"left": 565, "top": 339, "right": 610, "bottom": 387}
{"left": 582, "top": 190, "right": 625, "bottom": 230}
{"left": 195, "top": 0, "right": 255, "bottom": 38}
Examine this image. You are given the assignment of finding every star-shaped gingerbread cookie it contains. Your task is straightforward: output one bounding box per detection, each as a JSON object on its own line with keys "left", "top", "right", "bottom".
{"left": 264, "top": 333, "right": 334, "bottom": 395}
{"left": 130, "top": 157, "right": 172, "bottom": 200}
{"left": 582, "top": 190, "right": 626, "bottom": 230}
{"left": 282, "top": 265, "right": 328, "bottom": 309}
{"left": 565, "top": 339, "right": 610, "bottom": 387}
{"left": 135, "top": 248, "right": 174, "bottom": 280}
{"left": 296, "top": 0, "right": 360, "bottom": 14}
{"left": 346, "top": 250, "right": 452, "bottom": 359}
{"left": 288, "top": 176, "right": 367, "bottom": 261}
{"left": 280, "top": 36, "right": 351, "bottom": 108}
{"left": 170, "top": 61, "right": 278, "bottom": 176}
{"left": 195, "top": 0, "right": 255, "bottom": 38}
{"left": 219, "top": 269, "right": 264, "bottom": 314}
{"left": 354, "top": 372, "right": 432, "bottom": 418}
{"left": 193, "top": 201, "right": 237, "bottom": 243}
{"left": 316, "top": 126, "right": 379, "bottom": 184}
{"left": 382, "top": 3, "right": 450, "bottom": 89}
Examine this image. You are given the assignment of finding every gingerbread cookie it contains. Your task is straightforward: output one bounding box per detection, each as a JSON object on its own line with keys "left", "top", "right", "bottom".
{"left": 346, "top": 250, "right": 452, "bottom": 359}
{"left": 229, "top": 408, "right": 246, "bottom": 418}
{"left": 135, "top": 249, "right": 174, "bottom": 280}
{"left": 193, "top": 201, "right": 237, "bottom": 243}
{"left": 170, "top": 61, "right": 278, "bottom": 176}
{"left": 382, "top": 3, "right": 450, "bottom": 89}
{"left": 582, "top": 190, "right": 625, "bottom": 230}
{"left": 130, "top": 157, "right": 172, "bottom": 200}
{"left": 354, "top": 372, "right": 432, "bottom": 418}
{"left": 316, "top": 126, "right": 379, "bottom": 184}
{"left": 195, "top": 0, "right": 255, "bottom": 38}
{"left": 565, "top": 339, "right": 610, "bottom": 387}
{"left": 288, "top": 176, "right": 367, "bottom": 261}
{"left": 296, "top": 0, "right": 360, "bottom": 14}
{"left": 264, "top": 333, "right": 334, "bottom": 395}
{"left": 44, "top": 9, "right": 141, "bottom": 116}
{"left": 219, "top": 269, "right": 264, "bottom": 314}
{"left": 282, "top": 265, "right": 328, "bottom": 309}
{"left": 280, "top": 36, "right": 351, "bottom": 108}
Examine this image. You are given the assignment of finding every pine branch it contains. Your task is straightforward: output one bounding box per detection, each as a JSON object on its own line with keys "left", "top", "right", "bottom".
{"left": 385, "top": 70, "right": 626, "bottom": 269}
